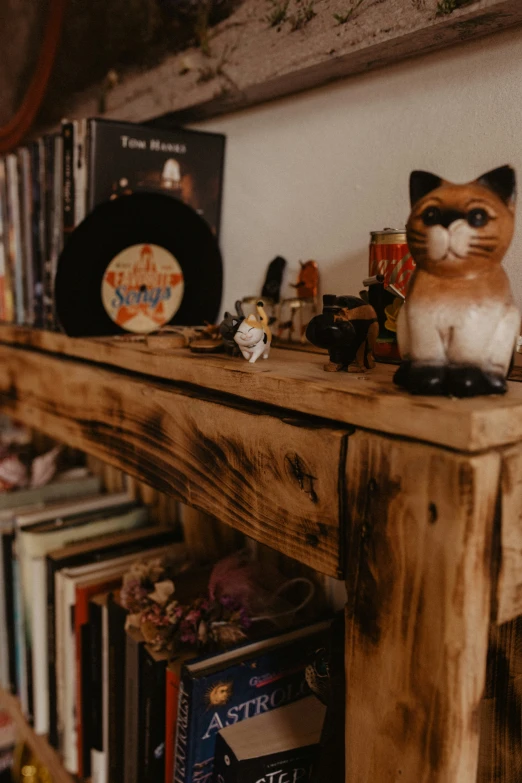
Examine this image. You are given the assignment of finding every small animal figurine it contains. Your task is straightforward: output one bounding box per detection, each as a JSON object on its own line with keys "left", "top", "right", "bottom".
{"left": 293, "top": 260, "right": 319, "bottom": 300}
{"left": 306, "top": 295, "right": 379, "bottom": 372}
{"left": 261, "top": 256, "right": 287, "bottom": 304}
{"left": 395, "top": 166, "right": 521, "bottom": 396}
{"left": 278, "top": 260, "right": 320, "bottom": 342}
{"left": 219, "top": 301, "right": 245, "bottom": 356}
{"left": 233, "top": 301, "right": 272, "bottom": 363}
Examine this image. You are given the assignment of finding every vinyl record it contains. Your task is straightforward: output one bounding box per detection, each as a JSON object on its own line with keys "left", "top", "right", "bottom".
{"left": 55, "top": 191, "right": 223, "bottom": 336}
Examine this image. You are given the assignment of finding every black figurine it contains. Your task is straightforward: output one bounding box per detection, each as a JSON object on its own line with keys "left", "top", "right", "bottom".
{"left": 261, "top": 256, "right": 287, "bottom": 304}
{"left": 306, "top": 295, "right": 379, "bottom": 372}
{"left": 219, "top": 301, "right": 245, "bottom": 356}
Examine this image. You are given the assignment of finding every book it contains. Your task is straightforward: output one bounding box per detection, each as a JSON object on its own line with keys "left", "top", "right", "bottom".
{"left": 107, "top": 591, "right": 128, "bottom": 783}
{"left": 0, "top": 469, "right": 100, "bottom": 511}
{"left": 164, "top": 651, "right": 197, "bottom": 783}
{"left": 0, "top": 158, "right": 13, "bottom": 323}
{"left": 11, "top": 553, "right": 28, "bottom": 713}
{"left": 0, "top": 529, "right": 9, "bottom": 689}
{"left": 30, "top": 140, "right": 45, "bottom": 327}
{"left": 62, "top": 119, "right": 87, "bottom": 244}
{"left": 124, "top": 627, "right": 147, "bottom": 783}
{"left": 213, "top": 695, "right": 326, "bottom": 783}
{"left": 15, "top": 490, "right": 135, "bottom": 732}
{"left": 143, "top": 645, "right": 169, "bottom": 783}
{"left": 46, "top": 526, "right": 181, "bottom": 750}
{"left": 73, "top": 528, "right": 153, "bottom": 777}
{"left": 106, "top": 588, "right": 191, "bottom": 783}
{"left": 0, "top": 523, "right": 16, "bottom": 694}
{"left": 57, "top": 556, "right": 142, "bottom": 773}
{"left": 86, "top": 119, "right": 226, "bottom": 236}
{"left": 17, "top": 147, "right": 34, "bottom": 326}
{"left": 123, "top": 554, "right": 201, "bottom": 783}
{"left": 0, "top": 469, "right": 101, "bottom": 695}
{"left": 310, "top": 613, "right": 345, "bottom": 783}
{"left": 45, "top": 133, "right": 63, "bottom": 330}
{"left": 89, "top": 591, "right": 110, "bottom": 783}
{"left": 173, "top": 619, "right": 331, "bottom": 783}
{"left": 5, "top": 154, "right": 24, "bottom": 324}
{"left": 56, "top": 543, "right": 185, "bottom": 774}
{"left": 62, "top": 120, "right": 75, "bottom": 242}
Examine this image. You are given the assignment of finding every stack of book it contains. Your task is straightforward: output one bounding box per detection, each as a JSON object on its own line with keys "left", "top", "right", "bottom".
{"left": 0, "top": 119, "right": 225, "bottom": 331}
{"left": 0, "top": 467, "right": 182, "bottom": 774}
{"left": 0, "top": 465, "right": 332, "bottom": 783}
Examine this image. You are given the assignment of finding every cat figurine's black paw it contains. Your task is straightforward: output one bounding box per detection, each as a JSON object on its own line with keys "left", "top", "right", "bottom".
{"left": 395, "top": 362, "right": 508, "bottom": 397}
{"left": 447, "top": 367, "right": 507, "bottom": 397}
{"left": 394, "top": 362, "right": 447, "bottom": 395}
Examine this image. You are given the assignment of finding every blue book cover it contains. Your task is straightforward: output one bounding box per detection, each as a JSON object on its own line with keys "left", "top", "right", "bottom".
{"left": 173, "top": 620, "right": 330, "bottom": 783}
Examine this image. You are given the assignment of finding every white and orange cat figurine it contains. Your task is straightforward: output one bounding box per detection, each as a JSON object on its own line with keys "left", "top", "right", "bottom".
{"left": 394, "top": 165, "right": 521, "bottom": 397}
{"left": 233, "top": 301, "right": 272, "bottom": 363}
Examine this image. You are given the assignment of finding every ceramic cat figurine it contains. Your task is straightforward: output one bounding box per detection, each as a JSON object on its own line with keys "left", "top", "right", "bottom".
{"left": 394, "top": 165, "right": 520, "bottom": 397}
{"left": 234, "top": 300, "right": 272, "bottom": 363}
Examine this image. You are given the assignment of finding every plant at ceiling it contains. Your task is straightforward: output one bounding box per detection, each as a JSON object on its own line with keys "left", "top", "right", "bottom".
{"left": 435, "top": 0, "right": 474, "bottom": 15}
{"left": 333, "top": 0, "right": 368, "bottom": 25}
{"left": 156, "top": 0, "right": 243, "bottom": 54}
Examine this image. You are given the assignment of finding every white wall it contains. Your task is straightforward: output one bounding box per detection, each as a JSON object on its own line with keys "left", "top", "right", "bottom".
{"left": 193, "top": 25, "right": 522, "bottom": 316}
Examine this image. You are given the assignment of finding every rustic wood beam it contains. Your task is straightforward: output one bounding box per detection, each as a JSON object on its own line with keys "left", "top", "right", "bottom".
{"left": 0, "top": 343, "right": 349, "bottom": 576}
{"left": 478, "top": 618, "right": 522, "bottom": 782}
{"left": 496, "top": 444, "right": 522, "bottom": 624}
{"left": 38, "top": 0, "right": 522, "bottom": 129}
{"left": 3, "top": 325, "right": 522, "bottom": 453}
{"left": 344, "top": 430, "right": 500, "bottom": 782}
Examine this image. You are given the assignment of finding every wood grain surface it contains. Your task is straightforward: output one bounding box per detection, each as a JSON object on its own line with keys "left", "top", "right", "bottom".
{"left": 496, "top": 443, "right": 522, "bottom": 625}
{"left": 478, "top": 618, "right": 522, "bottom": 783}
{"left": 344, "top": 430, "right": 500, "bottom": 782}
{"left": 0, "top": 343, "right": 349, "bottom": 576}
{"left": 2, "top": 326, "right": 522, "bottom": 452}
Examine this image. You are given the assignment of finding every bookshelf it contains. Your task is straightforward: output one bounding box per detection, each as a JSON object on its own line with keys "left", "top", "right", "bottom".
{"left": 0, "top": 324, "right": 520, "bottom": 781}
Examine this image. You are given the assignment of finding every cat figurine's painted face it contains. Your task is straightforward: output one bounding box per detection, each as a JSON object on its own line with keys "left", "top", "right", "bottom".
{"left": 407, "top": 165, "right": 516, "bottom": 278}
{"left": 234, "top": 316, "right": 264, "bottom": 347}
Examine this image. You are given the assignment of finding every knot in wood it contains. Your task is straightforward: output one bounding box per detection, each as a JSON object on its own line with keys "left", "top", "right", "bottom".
{"left": 285, "top": 453, "right": 318, "bottom": 503}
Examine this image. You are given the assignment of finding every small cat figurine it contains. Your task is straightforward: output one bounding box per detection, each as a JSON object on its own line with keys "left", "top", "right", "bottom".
{"left": 394, "top": 165, "right": 521, "bottom": 397}
{"left": 234, "top": 300, "right": 272, "bottom": 363}
{"left": 219, "top": 301, "right": 245, "bottom": 355}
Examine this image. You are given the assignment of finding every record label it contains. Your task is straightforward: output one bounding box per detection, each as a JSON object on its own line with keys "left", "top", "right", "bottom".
{"left": 101, "top": 243, "right": 184, "bottom": 333}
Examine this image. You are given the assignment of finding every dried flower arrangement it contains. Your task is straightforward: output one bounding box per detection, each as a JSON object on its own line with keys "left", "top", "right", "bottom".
{"left": 121, "top": 549, "right": 316, "bottom": 656}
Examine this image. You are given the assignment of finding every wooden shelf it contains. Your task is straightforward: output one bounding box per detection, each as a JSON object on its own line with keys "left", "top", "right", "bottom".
{"left": 0, "top": 325, "right": 522, "bottom": 585}
{"left": 0, "top": 327, "right": 521, "bottom": 781}
{"left": 0, "top": 688, "right": 74, "bottom": 783}
{"left": 2, "top": 325, "right": 522, "bottom": 453}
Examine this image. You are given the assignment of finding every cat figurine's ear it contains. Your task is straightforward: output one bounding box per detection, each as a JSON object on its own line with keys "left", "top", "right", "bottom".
{"left": 477, "top": 165, "right": 516, "bottom": 208}
{"left": 409, "top": 171, "right": 443, "bottom": 207}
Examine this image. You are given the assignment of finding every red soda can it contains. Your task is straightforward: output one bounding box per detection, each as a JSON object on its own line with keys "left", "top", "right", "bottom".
{"left": 368, "top": 229, "right": 415, "bottom": 362}
{"left": 369, "top": 228, "right": 415, "bottom": 299}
